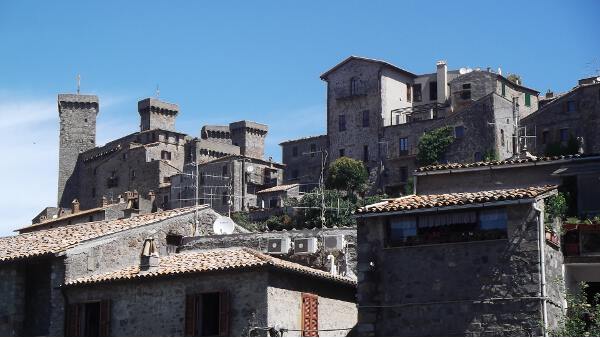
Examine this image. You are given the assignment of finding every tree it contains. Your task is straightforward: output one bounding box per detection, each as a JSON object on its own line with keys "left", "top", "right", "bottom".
{"left": 326, "top": 157, "right": 369, "bottom": 195}
{"left": 507, "top": 73, "right": 522, "bottom": 85}
{"left": 551, "top": 282, "right": 600, "bottom": 336}
{"left": 416, "top": 126, "right": 455, "bottom": 166}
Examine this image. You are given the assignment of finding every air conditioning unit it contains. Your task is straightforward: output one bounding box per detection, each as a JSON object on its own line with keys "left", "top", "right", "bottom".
{"left": 323, "top": 235, "right": 345, "bottom": 252}
{"left": 267, "top": 238, "right": 291, "bottom": 255}
{"left": 294, "top": 238, "right": 318, "bottom": 255}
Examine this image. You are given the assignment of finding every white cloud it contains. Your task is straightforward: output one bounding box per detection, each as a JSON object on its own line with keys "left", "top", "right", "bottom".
{"left": 0, "top": 91, "right": 128, "bottom": 236}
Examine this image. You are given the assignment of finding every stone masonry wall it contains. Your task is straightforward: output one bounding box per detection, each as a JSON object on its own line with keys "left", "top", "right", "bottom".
{"left": 357, "top": 203, "right": 557, "bottom": 336}
{"left": 0, "top": 264, "right": 25, "bottom": 336}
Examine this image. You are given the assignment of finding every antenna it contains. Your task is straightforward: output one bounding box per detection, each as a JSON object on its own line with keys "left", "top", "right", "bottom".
{"left": 156, "top": 84, "right": 160, "bottom": 98}
{"left": 77, "top": 74, "right": 81, "bottom": 94}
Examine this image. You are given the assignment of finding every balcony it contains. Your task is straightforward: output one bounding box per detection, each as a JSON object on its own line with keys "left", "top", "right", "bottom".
{"left": 563, "top": 223, "right": 600, "bottom": 261}
{"left": 389, "top": 103, "right": 448, "bottom": 126}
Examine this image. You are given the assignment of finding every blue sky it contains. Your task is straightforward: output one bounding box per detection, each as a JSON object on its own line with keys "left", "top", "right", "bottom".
{"left": 0, "top": 0, "right": 598, "bottom": 235}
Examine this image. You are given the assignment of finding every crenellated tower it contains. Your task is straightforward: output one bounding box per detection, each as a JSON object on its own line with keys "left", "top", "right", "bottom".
{"left": 57, "top": 94, "right": 99, "bottom": 207}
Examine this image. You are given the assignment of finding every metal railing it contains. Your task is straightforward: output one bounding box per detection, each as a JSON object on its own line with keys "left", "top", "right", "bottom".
{"left": 390, "top": 102, "right": 448, "bottom": 126}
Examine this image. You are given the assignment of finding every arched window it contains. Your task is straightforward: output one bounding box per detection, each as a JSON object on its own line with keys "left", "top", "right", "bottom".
{"left": 350, "top": 77, "right": 360, "bottom": 96}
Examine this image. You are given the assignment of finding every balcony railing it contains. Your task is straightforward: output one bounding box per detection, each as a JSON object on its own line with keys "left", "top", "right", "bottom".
{"left": 390, "top": 103, "right": 448, "bottom": 126}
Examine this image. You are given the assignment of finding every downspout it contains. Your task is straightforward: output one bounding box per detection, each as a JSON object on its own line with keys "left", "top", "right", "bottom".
{"left": 533, "top": 202, "right": 548, "bottom": 336}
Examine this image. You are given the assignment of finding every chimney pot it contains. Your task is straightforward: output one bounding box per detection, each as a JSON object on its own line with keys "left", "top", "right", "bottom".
{"left": 140, "top": 237, "right": 160, "bottom": 271}
{"left": 71, "top": 199, "right": 80, "bottom": 213}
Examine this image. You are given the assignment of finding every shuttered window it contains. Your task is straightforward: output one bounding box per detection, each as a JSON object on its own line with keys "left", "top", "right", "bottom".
{"left": 185, "top": 292, "right": 229, "bottom": 336}
{"left": 525, "top": 93, "right": 531, "bottom": 107}
{"left": 301, "top": 293, "right": 319, "bottom": 337}
{"left": 65, "top": 300, "right": 110, "bottom": 336}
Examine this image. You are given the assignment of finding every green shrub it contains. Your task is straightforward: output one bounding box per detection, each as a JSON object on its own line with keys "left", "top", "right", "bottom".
{"left": 417, "top": 126, "right": 455, "bottom": 166}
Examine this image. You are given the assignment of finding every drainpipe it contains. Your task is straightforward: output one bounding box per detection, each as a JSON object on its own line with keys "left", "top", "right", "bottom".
{"left": 533, "top": 202, "right": 548, "bottom": 336}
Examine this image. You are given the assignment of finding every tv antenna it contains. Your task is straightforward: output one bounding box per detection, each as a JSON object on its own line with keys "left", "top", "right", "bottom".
{"left": 77, "top": 74, "right": 81, "bottom": 94}
{"left": 155, "top": 84, "right": 160, "bottom": 98}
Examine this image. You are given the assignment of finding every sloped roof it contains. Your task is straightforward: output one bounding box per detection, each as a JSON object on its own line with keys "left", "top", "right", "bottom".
{"left": 415, "top": 153, "right": 600, "bottom": 174}
{"left": 65, "top": 247, "right": 356, "bottom": 286}
{"left": 320, "top": 56, "right": 417, "bottom": 80}
{"left": 356, "top": 185, "right": 556, "bottom": 215}
{"left": 0, "top": 206, "right": 204, "bottom": 263}
{"left": 256, "top": 184, "right": 299, "bottom": 194}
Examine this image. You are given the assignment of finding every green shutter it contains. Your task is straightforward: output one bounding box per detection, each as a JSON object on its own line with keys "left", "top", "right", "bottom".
{"left": 501, "top": 83, "right": 506, "bottom": 96}
{"left": 525, "top": 93, "right": 531, "bottom": 107}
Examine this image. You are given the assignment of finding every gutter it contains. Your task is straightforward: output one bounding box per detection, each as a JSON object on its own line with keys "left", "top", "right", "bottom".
{"left": 533, "top": 202, "right": 548, "bottom": 336}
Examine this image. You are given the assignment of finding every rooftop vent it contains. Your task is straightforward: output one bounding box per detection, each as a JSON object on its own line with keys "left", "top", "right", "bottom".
{"left": 140, "top": 237, "right": 160, "bottom": 271}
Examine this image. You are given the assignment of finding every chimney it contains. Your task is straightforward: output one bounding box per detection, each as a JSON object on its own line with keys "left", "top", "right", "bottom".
{"left": 71, "top": 199, "right": 80, "bottom": 214}
{"left": 436, "top": 60, "right": 448, "bottom": 104}
{"left": 140, "top": 237, "right": 160, "bottom": 271}
{"left": 101, "top": 196, "right": 108, "bottom": 207}
{"left": 545, "top": 90, "right": 554, "bottom": 99}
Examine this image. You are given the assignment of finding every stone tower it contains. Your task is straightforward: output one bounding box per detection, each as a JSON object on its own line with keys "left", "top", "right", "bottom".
{"left": 138, "top": 98, "right": 179, "bottom": 132}
{"left": 57, "top": 94, "right": 99, "bottom": 208}
{"left": 229, "top": 120, "right": 268, "bottom": 159}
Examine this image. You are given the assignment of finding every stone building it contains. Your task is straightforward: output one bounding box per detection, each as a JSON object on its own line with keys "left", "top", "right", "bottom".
{"left": 280, "top": 135, "right": 328, "bottom": 192}
{"left": 169, "top": 155, "right": 285, "bottom": 214}
{"left": 52, "top": 92, "right": 273, "bottom": 218}
{"left": 522, "top": 76, "right": 600, "bottom": 155}
{"left": 281, "top": 56, "right": 540, "bottom": 196}
{"left": 0, "top": 204, "right": 357, "bottom": 336}
{"left": 354, "top": 185, "right": 564, "bottom": 336}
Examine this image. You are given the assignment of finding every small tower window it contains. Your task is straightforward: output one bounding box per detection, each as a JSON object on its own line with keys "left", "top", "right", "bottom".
{"left": 350, "top": 77, "right": 360, "bottom": 96}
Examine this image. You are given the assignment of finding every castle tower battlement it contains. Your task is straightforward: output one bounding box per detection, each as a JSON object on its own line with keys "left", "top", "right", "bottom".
{"left": 138, "top": 98, "right": 179, "bottom": 132}
{"left": 229, "top": 120, "right": 268, "bottom": 159}
{"left": 57, "top": 93, "right": 99, "bottom": 207}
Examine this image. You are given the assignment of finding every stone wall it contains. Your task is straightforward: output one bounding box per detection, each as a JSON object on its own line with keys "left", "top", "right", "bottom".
{"left": 61, "top": 270, "right": 269, "bottom": 336}
{"left": 0, "top": 264, "right": 25, "bottom": 336}
{"left": 280, "top": 135, "right": 328, "bottom": 191}
{"left": 181, "top": 227, "right": 358, "bottom": 279}
{"left": 356, "top": 203, "right": 564, "bottom": 336}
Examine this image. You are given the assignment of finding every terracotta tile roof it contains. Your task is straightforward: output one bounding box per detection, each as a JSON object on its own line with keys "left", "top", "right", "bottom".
{"left": 65, "top": 247, "right": 356, "bottom": 286}
{"left": 415, "top": 153, "right": 600, "bottom": 173}
{"left": 256, "top": 184, "right": 299, "bottom": 194}
{"left": 279, "top": 134, "right": 327, "bottom": 145}
{"left": 356, "top": 185, "right": 557, "bottom": 215}
{"left": 0, "top": 206, "right": 203, "bottom": 263}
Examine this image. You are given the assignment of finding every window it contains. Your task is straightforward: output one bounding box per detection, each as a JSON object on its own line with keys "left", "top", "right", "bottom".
{"left": 387, "top": 208, "right": 508, "bottom": 247}
{"left": 399, "top": 166, "right": 408, "bottom": 183}
{"left": 130, "top": 170, "right": 136, "bottom": 181}
{"left": 501, "top": 129, "right": 505, "bottom": 147}
{"left": 566, "top": 100, "right": 576, "bottom": 112}
{"left": 166, "top": 234, "right": 183, "bottom": 254}
{"left": 362, "top": 110, "right": 370, "bottom": 127}
{"left": 363, "top": 145, "right": 369, "bottom": 162}
{"left": 429, "top": 81, "right": 438, "bottom": 101}
{"left": 107, "top": 171, "right": 119, "bottom": 188}
{"left": 501, "top": 83, "right": 506, "bottom": 97}
{"left": 461, "top": 83, "right": 472, "bottom": 100}
{"left": 292, "top": 169, "right": 299, "bottom": 179}
{"left": 399, "top": 137, "right": 408, "bottom": 156}
{"left": 338, "top": 115, "right": 346, "bottom": 132}
{"left": 413, "top": 84, "right": 422, "bottom": 102}
{"left": 406, "top": 84, "right": 412, "bottom": 102}
{"left": 301, "top": 293, "right": 319, "bottom": 337}
{"left": 560, "top": 128, "right": 569, "bottom": 142}
{"left": 65, "top": 300, "right": 111, "bottom": 336}
{"left": 269, "top": 198, "right": 278, "bottom": 208}
{"left": 525, "top": 93, "right": 531, "bottom": 107}
{"left": 222, "top": 165, "right": 228, "bottom": 177}
{"left": 474, "top": 152, "right": 482, "bottom": 162}
{"left": 122, "top": 152, "right": 128, "bottom": 160}
{"left": 310, "top": 144, "right": 316, "bottom": 157}
{"left": 185, "top": 292, "right": 229, "bottom": 336}
{"left": 350, "top": 77, "right": 360, "bottom": 96}
{"left": 292, "top": 146, "right": 298, "bottom": 157}
{"left": 339, "top": 149, "right": 345, "bottom": 157}
{"left": 163, "top": 176, "right": 171, "bottom": 184}
{"left": 161, "top": 151, "right": 172, "bottom": 161}
{"left": 542, "top": 130, "right": 549, "bottom": 145}
{"left": 454, "top": 126, "right": 465, "bottom": 139}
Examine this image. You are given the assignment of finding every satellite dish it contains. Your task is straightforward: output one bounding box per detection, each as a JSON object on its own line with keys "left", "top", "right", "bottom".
{"left": 459, "top": 67, "right": 467, "bottom": 75}
{"left": 212, "top": 216, "right": 235, "bottom": 235}
{"left": 246, "top": 165, "right": 254, "bottom": 173}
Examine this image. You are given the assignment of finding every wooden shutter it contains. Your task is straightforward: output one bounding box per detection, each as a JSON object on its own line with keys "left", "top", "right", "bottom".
{"left": 65, "top": 303, "right": 81, "bottom": 336}
{"left": 184, "top": 295, "right": 197, "bottom": 336}
{"left": 218, "top": 292, "right": 230, "bottom": 336}
{"left": 301, "top": 293, "right": 319, "bottom": 337}
{"left": 99, "top": 300, "right": 111, "bottom": 337}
